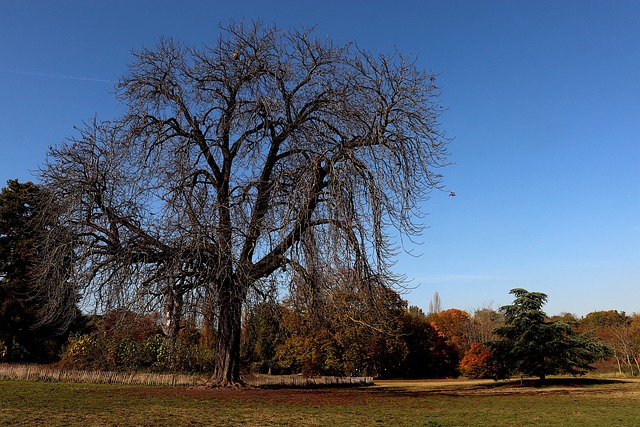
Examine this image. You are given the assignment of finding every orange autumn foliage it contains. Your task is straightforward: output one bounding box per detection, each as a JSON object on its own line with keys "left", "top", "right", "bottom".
{"left": 459, "top": 343, "right": 494, "bottom": 379}
{"left": 430, "top": 308, "right": 472, "bottom": 355}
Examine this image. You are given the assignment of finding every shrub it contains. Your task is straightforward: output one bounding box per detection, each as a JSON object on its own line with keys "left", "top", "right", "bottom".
{"left": 59, "top": 332, "right": 215, "bottom": 373}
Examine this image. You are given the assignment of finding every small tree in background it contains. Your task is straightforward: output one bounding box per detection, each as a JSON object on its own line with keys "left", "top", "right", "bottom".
{"left": 459, "top": 343, "right": 494, "bottom": 379}
{"left": 428, "top": 291, "right": 442, "bottom": 315}
{"left": 490, "top": 288, "right": 611, "bottom": 381}
{"left": 464, "top": 305, "right": 504, "bottom": 349}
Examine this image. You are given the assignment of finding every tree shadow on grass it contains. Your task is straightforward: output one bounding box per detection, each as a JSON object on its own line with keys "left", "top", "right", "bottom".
{"left": 370, "top": 377, "right": 631, "bottom": 397}
{"left": 509, "top": 377, "right": 625, "bottom": 388}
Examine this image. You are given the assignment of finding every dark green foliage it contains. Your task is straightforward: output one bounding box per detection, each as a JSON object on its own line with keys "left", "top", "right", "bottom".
{"left": 490, "top": 288, "right": 611, "bottom": 381}
{"left": 241, "top": 300, "right": 287, "bottom": 374}
{"left": 0, "top": 180, "right": 75, "bottom": 362}
{"left": 0, "top": 180, "right": 38, "bottom": 361}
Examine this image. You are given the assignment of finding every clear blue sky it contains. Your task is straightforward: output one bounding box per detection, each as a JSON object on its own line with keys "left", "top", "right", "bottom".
{"left": 2, "top": 0, "right": 639, "bottom": 316}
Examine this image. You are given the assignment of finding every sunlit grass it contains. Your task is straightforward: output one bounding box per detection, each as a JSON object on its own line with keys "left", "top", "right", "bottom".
{"left": 2, "top": 377, "right": 639, "bottom": 426}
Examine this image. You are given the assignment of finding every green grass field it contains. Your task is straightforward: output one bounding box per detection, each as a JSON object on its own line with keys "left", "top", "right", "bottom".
{"left": 2, "top": 377, "right": 639, "bottom": 426}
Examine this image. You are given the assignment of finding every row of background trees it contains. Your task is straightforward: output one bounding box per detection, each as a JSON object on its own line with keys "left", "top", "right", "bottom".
{"left": 0, "top": 182, "right": 626, "bottom": 379}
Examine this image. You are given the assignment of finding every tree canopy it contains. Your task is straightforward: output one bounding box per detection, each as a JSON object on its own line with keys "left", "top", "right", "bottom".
{"left": 490, "top": 288, "right": 611, "bottom": 381}
{"left": 36, "top": 21, "right": 449, "bottom": 384}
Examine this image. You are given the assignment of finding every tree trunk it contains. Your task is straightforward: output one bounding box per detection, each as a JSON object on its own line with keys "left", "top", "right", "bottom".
{"left": 211, "top": 282, "right": 244, "bottom": 386}
{"left": 161, "top": 286, "right": 183, "bottom": 339}
{"left": 615, "top": 353, "right": 623, "bottom": 375}
{"left": 1, "top": 336, "right": 13, "bottom": 362}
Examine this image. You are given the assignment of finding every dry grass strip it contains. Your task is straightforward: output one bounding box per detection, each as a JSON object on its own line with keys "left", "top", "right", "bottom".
{"left": 0, "top": 363, "right": 373, "bottom": 387}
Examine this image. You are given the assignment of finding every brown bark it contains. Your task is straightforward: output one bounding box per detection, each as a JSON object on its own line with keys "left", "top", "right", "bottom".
{"left": 211, "top": 282, "right": 244, "bottom": 385}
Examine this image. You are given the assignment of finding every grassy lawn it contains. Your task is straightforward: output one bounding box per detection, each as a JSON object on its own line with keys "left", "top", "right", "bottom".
{"left": 1, "top": 377, "right": 639, "bottom": 426}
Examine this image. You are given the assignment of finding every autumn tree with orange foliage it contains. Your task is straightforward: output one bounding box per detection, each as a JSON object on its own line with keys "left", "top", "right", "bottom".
{"left": 459, "top": 342, "right": 494, "bottom": 379}
{"left": 429, "top": 308, "right": 472, "bottom": 356}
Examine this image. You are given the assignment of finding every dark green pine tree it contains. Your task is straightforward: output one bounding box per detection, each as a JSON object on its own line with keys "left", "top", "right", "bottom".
{"left": 0, "top": 180, "right": 41, "bottom": 361}
{"left": 489, "top": 288, "right": 611, "bottom": 381}
{"left": 0, "top": 180, "right": 77, "bottom": 362}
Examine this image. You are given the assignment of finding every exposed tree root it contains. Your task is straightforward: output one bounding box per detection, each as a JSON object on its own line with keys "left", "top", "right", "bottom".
{"left": 205, "top": 376, "right": 250, "bottom": 389}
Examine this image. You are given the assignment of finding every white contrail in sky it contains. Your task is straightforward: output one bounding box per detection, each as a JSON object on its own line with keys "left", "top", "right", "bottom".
{"left": 0, "top": 68, "right": 114, "bottom": 83}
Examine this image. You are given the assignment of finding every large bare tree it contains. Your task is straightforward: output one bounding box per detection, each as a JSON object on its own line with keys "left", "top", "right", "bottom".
{"left": 38, "top": 21, "right": 449, "bottom": 385}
